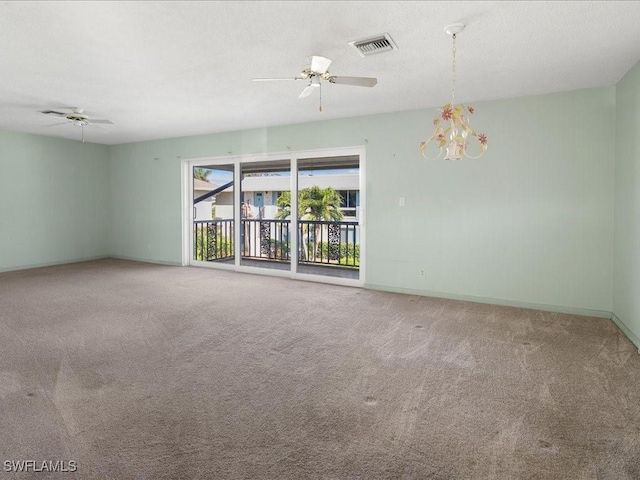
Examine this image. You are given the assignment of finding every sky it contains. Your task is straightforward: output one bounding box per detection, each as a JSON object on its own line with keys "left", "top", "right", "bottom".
{"left": 200, "top": 167, "right": 358, "bottom": 186}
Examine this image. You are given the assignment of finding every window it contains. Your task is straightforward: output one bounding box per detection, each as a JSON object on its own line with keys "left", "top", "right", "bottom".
{"left": 338, "top": 190, "right": 358, "bottom": 217}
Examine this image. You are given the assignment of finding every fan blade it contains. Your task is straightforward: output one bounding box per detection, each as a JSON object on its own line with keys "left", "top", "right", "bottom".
{"left": 310, "top": 56, "right": 332, "bottom": 75}
{"left": 253, "top": 77, "right": 305, "bottom": 82}
{"left": 328, "top": 76, "right": 377, "bottom": 87}
{"left": 88, "top": 119, "right": 114, "bottom": 125}
{"left": 41, "top": 110, "right": 67, "bottom": 117}
{"left": 43, "top": 122, "right": 69, "bottom": 127}
{"left": 298, "top": 84, "right": 315, "bottom": 99}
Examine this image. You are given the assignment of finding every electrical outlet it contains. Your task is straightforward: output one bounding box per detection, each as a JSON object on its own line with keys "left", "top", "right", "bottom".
{"left": 419, "top": 268, "right": 426, "bottom": 278}
{"left": 399, "top": 197, "right": 405, "bottom": 207}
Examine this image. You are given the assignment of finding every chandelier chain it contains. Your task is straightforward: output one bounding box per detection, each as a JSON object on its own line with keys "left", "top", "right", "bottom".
{"left": 451, "top": 33, "right": 457, "bottom": 105}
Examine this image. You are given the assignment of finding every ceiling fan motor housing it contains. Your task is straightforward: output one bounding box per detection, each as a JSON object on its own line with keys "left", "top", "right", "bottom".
{"left": 67, "top": 113, "right": 89, "bottom": 126}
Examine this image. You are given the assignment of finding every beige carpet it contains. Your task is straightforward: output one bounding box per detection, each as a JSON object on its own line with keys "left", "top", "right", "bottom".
{"left": 0, "top": 259, "right": 639, "bottom": 479}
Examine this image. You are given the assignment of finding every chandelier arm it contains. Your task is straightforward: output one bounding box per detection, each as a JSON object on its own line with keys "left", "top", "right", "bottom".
{"left": 420, "top": 135, "right": 445, "bottom": 159}
{"left": 462, "top": 145, "right": 487, "bottom": 159}
{"left": 420, "top": 145, "right": 444, "bottom": 160}
{"left": 420, "top": 125, "right": 447, "bottom": 159}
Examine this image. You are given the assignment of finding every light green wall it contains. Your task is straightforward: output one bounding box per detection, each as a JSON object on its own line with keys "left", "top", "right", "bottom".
{"left": 109, "top": 86, "right": 616, "bottom": 313}
{"left": 0, "top": 84, "right": 626, "bottom": 331}
{"left": 614, "top": 61, "right": 640, "bottom": 346}
{"left": 0, "top": 131, "right": 110, "bottom": 272}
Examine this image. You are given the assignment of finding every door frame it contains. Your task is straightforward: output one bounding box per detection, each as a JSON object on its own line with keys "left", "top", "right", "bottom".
{"left": 181, "top": 146, "right": 366, "bottom": 287}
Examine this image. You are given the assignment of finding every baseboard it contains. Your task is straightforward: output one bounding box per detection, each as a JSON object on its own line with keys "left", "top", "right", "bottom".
{"left": 4, "top": 258, "right": 635, "bottom": 351}
{"left": 364, "top": 283, "right": 612, "bottom": 318}
{"left": 0, "top": 255, "right": 183, "bottom": 274}
{"left": 611, "top": 314, "right": 640, "bottom": 352}
{"left": 108, "top": 255, "right": 182, "bottom": 267}
{"left": 0, "top": 255, "right": 110, "bottom": 274}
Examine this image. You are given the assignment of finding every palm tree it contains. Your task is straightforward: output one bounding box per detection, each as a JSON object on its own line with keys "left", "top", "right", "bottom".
{"left": 275, "top": 191, "right": 293, "bottom": 220}
{"left": 276, "top": 187, "right": 343, "bottom": 260}
{"left": 193, "top": 167, "right": 209, "bottom": 181}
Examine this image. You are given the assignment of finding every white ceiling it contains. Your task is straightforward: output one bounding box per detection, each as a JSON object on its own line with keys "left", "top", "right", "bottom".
{"left": 1, "top": 1, "right": 639, "bottom": 145}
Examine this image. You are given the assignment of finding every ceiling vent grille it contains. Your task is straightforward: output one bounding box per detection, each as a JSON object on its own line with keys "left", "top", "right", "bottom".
{"left": 348, "top": 33, "right": 398, "bottom": 57}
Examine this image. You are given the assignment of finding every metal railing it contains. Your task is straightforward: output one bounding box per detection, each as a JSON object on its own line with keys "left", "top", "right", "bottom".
{"left": 193, "top": 218, "right": 359, "bottom": 269}
{"left": 193, "top": 219, "right": 234, "bottom": 261}
{"left": 241, "top": 219, "right": 291, "bottom": 261}
{"left": 298, "top": 220, "right": 359, "bottom": 268}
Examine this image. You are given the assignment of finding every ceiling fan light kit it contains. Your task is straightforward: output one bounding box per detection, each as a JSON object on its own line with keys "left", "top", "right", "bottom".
{"left": 420, "top": 23, "right": 488, "bottom": 161}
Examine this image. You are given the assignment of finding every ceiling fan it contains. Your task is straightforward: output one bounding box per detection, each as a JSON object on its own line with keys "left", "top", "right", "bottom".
{"left": 253, "top": 56, "right": 377, "bottom": 111}
{"left": 40, "top": 107, "right": 114, "bottom": 142}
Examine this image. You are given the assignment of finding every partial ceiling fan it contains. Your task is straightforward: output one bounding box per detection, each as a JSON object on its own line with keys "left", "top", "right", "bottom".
{"left": 40, "top": 107, "right": 114, "bottom": 142}
{"left": 253, "top": 56, "right": 377, "bottom": 111}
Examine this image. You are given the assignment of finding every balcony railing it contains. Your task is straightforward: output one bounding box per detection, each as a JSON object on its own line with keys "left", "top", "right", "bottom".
{"left": 193, "top": 218, "right": 359, "bottom": 269}
{"left": 193, "top": 219, "right": 234, "bottom": 261}
{"left": 298, "top": 220, "right": 359, "bottom": 268}
{"left": 241, "top": 219, "right": 291, "bottom": 261}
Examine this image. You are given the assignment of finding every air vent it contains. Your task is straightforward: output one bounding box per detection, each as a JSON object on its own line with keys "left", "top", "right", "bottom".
{"left": 348, "top": 33, "right": 398, "bottom": 57}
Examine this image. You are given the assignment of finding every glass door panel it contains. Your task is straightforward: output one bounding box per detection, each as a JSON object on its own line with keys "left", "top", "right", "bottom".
{"left": 239, "top": 160, "right": 291, "bottom": 271}
{"left": 192, "top": 164, "right": 235, "bottom": 264}
{"left": 296, "top": 156, "right": 360, "bottom": 280}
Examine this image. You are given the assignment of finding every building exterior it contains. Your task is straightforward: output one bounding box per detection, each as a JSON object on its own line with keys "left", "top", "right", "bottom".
{"left": 194, "top": 173, "right": 360, "bottom": 221}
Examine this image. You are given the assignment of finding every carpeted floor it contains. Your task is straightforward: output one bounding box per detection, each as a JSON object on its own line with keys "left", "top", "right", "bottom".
{"left": 1, "top": 259, "right": 639, "bottom": 479}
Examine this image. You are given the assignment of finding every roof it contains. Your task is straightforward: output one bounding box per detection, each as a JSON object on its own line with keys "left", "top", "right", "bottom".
{"left": 193, "top": 179, "right": 218, "bottom": 191}
{"left": 242, "top": 173, "right": 359, "bottom": 192}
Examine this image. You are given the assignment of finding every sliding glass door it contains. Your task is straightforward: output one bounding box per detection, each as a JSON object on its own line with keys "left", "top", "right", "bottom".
{"left": 185, "top": 148, "right": 364, "bottom": 286}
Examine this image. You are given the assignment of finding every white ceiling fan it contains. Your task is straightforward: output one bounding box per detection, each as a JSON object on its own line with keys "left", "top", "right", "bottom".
{"left": 253, "top": 56, "right": 377, "bottom": 111}
{"left": 40, "top": 107, "right": 114, "bottom": 142}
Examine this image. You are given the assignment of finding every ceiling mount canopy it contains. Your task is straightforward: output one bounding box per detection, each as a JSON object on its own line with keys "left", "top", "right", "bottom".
{"left": 420, "top": 23, "right": 488, "bottom": 161}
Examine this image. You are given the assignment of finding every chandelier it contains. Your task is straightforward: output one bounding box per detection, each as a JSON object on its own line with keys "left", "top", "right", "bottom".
{"left": 420, "top": 23, "right": 487, "bottom": 160}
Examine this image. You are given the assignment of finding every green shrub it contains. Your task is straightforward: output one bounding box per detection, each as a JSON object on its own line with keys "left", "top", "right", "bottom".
{"left": 316, "top": 241, "right": 359, "bottom": 267}
{"left": 194, "top": 226, "right": 233, "bottom": 261}
{"left": 270, "top": 239, "right": 290, "bottom": 258}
